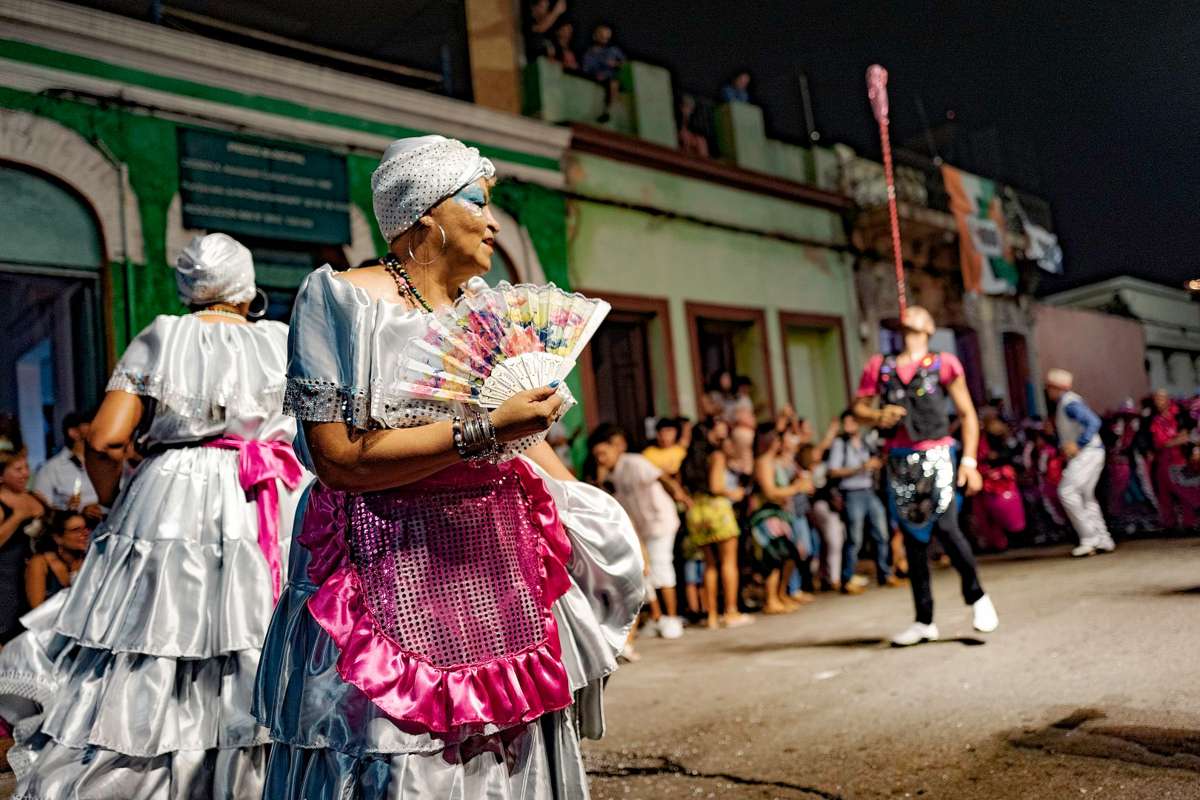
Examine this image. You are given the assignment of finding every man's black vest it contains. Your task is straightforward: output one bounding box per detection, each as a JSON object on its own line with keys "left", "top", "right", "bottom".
{"left": 877, "top": 353, "right": 950, "bottom": 443}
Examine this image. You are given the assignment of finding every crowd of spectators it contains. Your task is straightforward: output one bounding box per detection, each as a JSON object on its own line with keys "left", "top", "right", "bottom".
{"left": 580, "top": 373, "right": 1200, "bottom": 659}
{"left": 0, "top": 410, "right": 98, "bottom": 646}
{"left": 523, "top": 1, "right": 751, "bottom": 150}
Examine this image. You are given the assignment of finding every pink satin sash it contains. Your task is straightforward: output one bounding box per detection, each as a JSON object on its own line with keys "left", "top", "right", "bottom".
{"left": 206, "top": 436, "right": 305, "bottom": 600}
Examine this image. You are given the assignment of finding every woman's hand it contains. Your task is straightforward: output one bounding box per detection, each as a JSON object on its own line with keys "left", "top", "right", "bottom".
{"left": 957, "top": 463, "right": 983, "bottom": 496}
{"left": 489, "top": 386, "right": 564, "bottom": 443}
{"left": 878, "top": 405, "right": 907, "bottom": 428}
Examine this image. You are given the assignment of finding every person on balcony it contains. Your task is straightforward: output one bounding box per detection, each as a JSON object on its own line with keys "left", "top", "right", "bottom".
{"left": 853, "top": 306, "right": 998, "bottom": 647}
{"left": 721, "top": 71, "right": 753, "bottom": 104}
{"left": 582, "top": 24, "right": 625, "bottom": 122}
{"left": 678, "top": 94, "right": 710, "bottom": 157}
{"left": 549, "top": 21, "right": 579, "bottom": 71}
{"left": 525, "top": 0, "right": 567, "bottom": 62}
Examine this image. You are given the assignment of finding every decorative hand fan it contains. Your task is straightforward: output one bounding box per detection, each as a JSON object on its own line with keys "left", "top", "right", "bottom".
{"left": 394, "top": 278, "right": 610, "bottom": 409}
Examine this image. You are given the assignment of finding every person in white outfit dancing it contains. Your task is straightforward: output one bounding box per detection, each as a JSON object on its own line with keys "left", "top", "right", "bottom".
{"left": 1045, "top": 369, "right": 1115, "bottom": 557}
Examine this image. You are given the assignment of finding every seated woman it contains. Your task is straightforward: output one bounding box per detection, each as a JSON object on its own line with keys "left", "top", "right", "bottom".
{"left": 24, "top": 510, "right": 89, "bottom": 609}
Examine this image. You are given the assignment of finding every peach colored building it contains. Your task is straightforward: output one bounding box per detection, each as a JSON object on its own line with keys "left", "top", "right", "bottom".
{"left": 1033, "top": 304, "right": 1149, "bottom": 415}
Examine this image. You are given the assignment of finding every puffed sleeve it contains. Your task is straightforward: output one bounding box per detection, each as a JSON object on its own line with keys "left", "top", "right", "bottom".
{"left": 282, "top": 266, "right": 375, "bottom": 427}
{"left": 106, "top": 315, "right": 179, "bottom": 397}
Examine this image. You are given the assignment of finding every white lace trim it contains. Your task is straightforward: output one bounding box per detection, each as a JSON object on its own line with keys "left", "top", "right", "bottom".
{"left": 109, "top": 371, "right": 285, "bottom": 421}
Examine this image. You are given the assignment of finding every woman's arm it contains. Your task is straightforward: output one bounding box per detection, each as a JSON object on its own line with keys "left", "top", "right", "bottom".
{"left": 307, "top": 388, "right": 563, "bottom": 492}
{"left": 707, "top": 451, "right": 742, "bottom": 501}
{"left": 947, "top": 376, "right": 982, "bottom": 495}
{"left": 25, "top": 554, "right": 48, "bottom": 608}
{"left": 0, "top": 504, "right": 33, "bottom": 549}
{"left": 754, "top": 455, "right": 795, "bottom": 504}
{"left": 523, "top": 439, "right": 576, "bottom": 481}
{"left": 86, "top": 391, "right": 144, "bottom": 505}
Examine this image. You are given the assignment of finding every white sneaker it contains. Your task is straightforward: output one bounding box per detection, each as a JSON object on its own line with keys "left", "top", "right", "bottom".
{"left": 642, "top": 617, "right": 660, "bottom": 637}
{"left": 1071, "top": 544, "right": 1097, "bottom": 558}
{"left": 972, "top": 594, "right": 999, "bottom": 633}
{"left": 658, "top": 616, "right": 684, "bottom": 640}
{"left": 891, "top": 622, "right": 939, "bottom": 647}
{"left": 1096, "top": 540, "right": 1116, "bottom": 554}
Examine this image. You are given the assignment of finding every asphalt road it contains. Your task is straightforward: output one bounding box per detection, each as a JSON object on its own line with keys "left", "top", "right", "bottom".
{"left": 584, "top": 537, "right": 1200, "bottom": 800}
{"left": 2, "top": 538, "right": 1195, "bottom": 799}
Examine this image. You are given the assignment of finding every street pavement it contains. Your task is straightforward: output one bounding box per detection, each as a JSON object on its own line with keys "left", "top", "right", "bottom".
{"left": 1, "top": 538, "right": 1195, "bottom": 799}
{"left": 584, "top": 536, "right": 1200, "bottom": 800}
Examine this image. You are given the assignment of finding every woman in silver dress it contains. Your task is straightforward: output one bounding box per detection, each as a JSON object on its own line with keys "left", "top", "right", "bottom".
{"left": 255, "top": 135, "right": 644, "bottom": 799}
{"left": 0, "top": 233, "right": 307, "bottom": 799}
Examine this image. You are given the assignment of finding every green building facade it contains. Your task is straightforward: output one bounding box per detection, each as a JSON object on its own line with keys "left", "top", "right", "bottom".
{"left": 0, "top": 0, "right": 574, "bottom": 463}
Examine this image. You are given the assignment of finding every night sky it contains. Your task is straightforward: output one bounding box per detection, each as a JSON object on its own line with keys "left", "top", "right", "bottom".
{"left": 67, "top": 1, "right": 1200, "bottom": 293}
{"left": 560, "top": 1, "right": 1200, "bottom": 294}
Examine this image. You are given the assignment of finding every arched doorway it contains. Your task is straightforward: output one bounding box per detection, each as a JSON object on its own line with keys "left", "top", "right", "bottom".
{"left": 0, "top": 164, "right": 107, "bottom": 467}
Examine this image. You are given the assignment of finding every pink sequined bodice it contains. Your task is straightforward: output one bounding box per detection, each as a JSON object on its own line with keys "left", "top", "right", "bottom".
{"left": 347, "top": 463, "right": 547, "bottom": 668}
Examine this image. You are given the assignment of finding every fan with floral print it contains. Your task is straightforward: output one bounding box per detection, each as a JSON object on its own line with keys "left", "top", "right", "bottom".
{"left": 392, "top": 279, "right": 610, "bottom": 409}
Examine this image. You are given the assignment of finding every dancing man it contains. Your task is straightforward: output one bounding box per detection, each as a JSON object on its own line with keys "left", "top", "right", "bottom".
{"left": 853, "top": 306, "right": 998, "bottom": 646}
{"left": 1045, "top": 368, "right": 1116, "bottom": 556}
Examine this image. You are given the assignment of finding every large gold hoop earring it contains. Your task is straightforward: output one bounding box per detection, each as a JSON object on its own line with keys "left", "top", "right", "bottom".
{"left": 408, "top": 223, "right": 447, "bottom": 266}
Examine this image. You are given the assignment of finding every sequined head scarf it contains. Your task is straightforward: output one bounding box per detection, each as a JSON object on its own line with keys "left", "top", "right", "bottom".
{"left": 174, "top": 233, "right": 256, "bottom": 306}
{"left": 371, "top": 135, "right": 496, "bottom": 243}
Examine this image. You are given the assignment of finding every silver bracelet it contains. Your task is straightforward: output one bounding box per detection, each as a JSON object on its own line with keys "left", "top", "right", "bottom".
{"left": 454, "top": 406, "right": 499, "bottom": 463}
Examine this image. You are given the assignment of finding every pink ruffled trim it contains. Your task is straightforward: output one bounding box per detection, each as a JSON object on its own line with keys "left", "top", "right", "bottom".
{"left": 300, "top": 459, "right": 574, "bottom": 733}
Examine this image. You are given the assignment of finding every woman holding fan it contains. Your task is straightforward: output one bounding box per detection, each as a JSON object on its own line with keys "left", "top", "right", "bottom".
{"left": 256, "top": 135, "right": 643, "bottom": 799}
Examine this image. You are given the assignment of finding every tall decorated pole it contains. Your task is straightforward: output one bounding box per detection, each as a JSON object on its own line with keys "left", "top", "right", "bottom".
{"left": 867, "top": 64, "right": 907, "bottom": 317}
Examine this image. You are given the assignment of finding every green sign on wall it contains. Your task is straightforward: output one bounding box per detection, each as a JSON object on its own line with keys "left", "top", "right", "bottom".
{"left": 178, "top": 128, "right": 351, "bottom": 244}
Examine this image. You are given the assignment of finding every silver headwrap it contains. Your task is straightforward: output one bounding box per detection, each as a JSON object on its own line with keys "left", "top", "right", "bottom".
{"left": 371, "top": 135, "right": 496, "bottom": 243}
{"left": 174, "top": 233, "right": 256, "bottom": 306}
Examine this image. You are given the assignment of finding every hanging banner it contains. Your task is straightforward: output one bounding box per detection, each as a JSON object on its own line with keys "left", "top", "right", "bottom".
{"left": 940, "top": 164, "right": 1018, "bottom": 294}
{"left": 1004, "top": 188, "right": 1064, "bottom": 274}
{"left": 178, "top": 128, "right": 351, "bottom": 245}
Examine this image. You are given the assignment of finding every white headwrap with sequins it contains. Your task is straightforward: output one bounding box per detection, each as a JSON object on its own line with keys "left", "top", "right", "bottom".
{"left": 371, "top": 135, "right": 496, "bottom": 243}
{"left": 174, "top": 233, "right": 256, "bottom": 306}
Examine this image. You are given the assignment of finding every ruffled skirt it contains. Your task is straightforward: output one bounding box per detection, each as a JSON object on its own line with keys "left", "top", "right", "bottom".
{"left": 254, "top": 457, "right": 644, "bottom": 799}
{"left": 0, "top": 446, "right": 304, "bottom": 800}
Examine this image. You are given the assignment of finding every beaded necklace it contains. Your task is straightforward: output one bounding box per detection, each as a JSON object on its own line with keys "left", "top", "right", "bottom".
{"left": 382, "top": 253, "right": 433, "bottom": 313}
{"left": 192, "top": 304, "right": 247, "bottom": 322}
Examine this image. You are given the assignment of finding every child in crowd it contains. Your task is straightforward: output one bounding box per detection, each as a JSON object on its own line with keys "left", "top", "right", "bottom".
{"left": 590, "top": 423, "right": 691, "bottom": 639}
{"left": 642, "top": 417, "right": 690, "bottom": 476}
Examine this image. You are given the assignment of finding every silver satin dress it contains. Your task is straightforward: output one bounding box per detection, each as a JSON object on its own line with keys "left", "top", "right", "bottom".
{"left": 255, "top": 267, "right": 644, "bottom": 799}
{"left": 0, "top": 314, "right": 307, "bottom": 800}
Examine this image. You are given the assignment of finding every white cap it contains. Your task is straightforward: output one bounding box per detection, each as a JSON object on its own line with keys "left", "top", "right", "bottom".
{"left": 1045, "top": 368, "right": 1074, "bottom": 390}
{"left": 174, "top": 233, "right": 255, "bottom": 306}
{"left": 371, "top": 135, "right": 495, "bottom": 243}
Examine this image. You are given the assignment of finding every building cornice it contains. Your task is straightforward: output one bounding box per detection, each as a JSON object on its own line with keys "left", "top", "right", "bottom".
{"left": 568, "top": 123, "right": 851, "bottom": 212}
{"left": 1045, "top": 275, "right": 1192, "bottom": 306}
{"left": 0, "top": 0, "right": 569, "bottom": 179}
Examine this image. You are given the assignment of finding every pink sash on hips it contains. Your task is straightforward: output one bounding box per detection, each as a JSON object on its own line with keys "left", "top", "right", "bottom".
{"left": 205, "top": 436, "right": 305, "bottom": 601}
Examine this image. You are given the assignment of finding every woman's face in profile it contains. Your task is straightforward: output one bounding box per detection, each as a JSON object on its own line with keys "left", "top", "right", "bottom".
{"left": 427, "top": 180, "right": 501, "bottom": 281}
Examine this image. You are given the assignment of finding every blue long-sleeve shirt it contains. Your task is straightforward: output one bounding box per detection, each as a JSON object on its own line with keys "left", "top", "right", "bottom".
{"left": 1063, "top": 399, "right": 1102, "bottom": 448}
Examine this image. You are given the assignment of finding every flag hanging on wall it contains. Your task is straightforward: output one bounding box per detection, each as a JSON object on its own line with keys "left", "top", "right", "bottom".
{"left": 941, "top": 164, "right": 1018, "bottom": 294}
